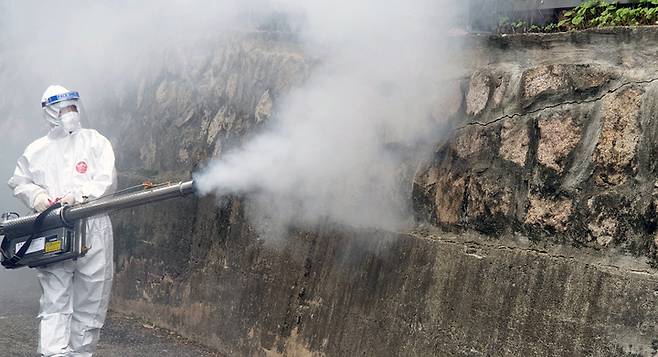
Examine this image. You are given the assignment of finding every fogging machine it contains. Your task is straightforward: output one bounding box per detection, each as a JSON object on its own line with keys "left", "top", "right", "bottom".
{"left": 0, "top": 180, "right": 195, "bottom": 269}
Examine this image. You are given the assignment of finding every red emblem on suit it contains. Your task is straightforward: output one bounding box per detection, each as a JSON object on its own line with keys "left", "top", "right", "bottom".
{"left": 76, "top": 161, "right": 88, "bottom": 174}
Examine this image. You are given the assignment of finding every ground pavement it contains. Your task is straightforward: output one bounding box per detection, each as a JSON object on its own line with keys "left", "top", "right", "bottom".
{"left": 0, "top": 268, "right": 221, "bottom": 356}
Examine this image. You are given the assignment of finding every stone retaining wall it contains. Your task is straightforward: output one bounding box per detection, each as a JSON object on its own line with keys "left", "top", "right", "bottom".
{"left": 102, "top": 29, "right": 658, "bottom": 356}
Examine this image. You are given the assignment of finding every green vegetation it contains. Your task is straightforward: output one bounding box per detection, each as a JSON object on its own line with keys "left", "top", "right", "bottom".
{"left": 497, "top": 0, "right": 658, "bottom": 34}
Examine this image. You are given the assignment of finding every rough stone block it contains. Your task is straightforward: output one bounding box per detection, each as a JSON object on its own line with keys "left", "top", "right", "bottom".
{"left": 587, "top": 216, "right": 617, "bottom": 247}
{"left": 434, "top": 173, "right": 466, "bottom": 225}
{"left": 466, "top": 175, "right": 513, "bottom": 219}
{"left": 584, "top": 192, "right": 639, "bottom": 248}
{"left": 568, "top": 64, "right": 613, "bottom": 92}
{"left": 491, "top": 72, "right": 510, "bottom": 109}
{"left": 465, "top": 70, "right": 491, "bottom": 117}
{"left": 593, "top": 87, "right": 644, "bottom": 186}
{"left": 525, "top": 194, "right": 573, "bottom": 232}
{"left": 537, "top": 112, "right": 581, "bottom": 172}
{"left": 499, "top": 118, "right": 529, "bottom": 167}
{"left": 206, "top": 106, "right": 227, "bottom": 145}
{"left": 452, "top": 125, "right": 487, "bottom": 160}
{"left": 521, "top": 64, "right": 613, "bottom": 108}
{"left": 255, "top": 89, "right": 272, "bottom": 124}
{"left": 521, "top": 64, "right": 570, "bottom": 103}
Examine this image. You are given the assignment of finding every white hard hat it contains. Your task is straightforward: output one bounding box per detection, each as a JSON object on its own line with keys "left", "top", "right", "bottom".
{"left": 41, "top": 84, "right": 83, "bottom": 133}
{"left": 41, "top": 85, "right": 73, "bottom": 104}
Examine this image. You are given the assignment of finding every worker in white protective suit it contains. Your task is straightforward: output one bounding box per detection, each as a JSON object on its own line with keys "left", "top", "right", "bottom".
{"left": 8, "top": 85, "right": 116, "bottom": 356}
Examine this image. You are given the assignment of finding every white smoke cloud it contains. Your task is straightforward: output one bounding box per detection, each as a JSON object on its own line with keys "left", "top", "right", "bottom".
{"left": 0, "top": 0, "right": 465, "bottom": 234}
{"left": 195, "top": 0, "right": 465, "bottom": 233}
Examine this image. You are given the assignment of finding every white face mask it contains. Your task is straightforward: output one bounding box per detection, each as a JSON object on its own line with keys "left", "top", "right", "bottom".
{"left": 60, "top": 111, "right": 81, "bottom": 133}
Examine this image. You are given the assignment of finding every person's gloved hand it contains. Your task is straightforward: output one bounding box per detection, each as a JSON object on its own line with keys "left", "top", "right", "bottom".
{"left": 33, "top": 192, "right": 52, "bottom": 212}
{"left": 59, "top": 193, "right": 76, "bottom": 206}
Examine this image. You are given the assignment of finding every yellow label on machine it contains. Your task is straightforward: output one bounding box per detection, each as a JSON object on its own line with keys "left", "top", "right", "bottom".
{"left": 44, "top": 240, "right": 62, "bottom": 253}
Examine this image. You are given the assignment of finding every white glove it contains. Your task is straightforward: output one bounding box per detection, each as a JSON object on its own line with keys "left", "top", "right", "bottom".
{"left": 59, "top": 192, "right": 76, "bottom": 206}
{"left": 33, "top": 192, "right": 52, "bottom": 212}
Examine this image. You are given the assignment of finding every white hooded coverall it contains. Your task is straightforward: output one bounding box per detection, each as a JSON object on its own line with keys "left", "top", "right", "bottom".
{"left": 8, "top": 126, "right": 116, "bottom": 356}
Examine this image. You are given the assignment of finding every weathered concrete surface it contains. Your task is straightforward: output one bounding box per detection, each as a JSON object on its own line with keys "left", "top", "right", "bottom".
{"left": 97, "top": 28, "right": 658, "bottom": 356}
{"left": 110, "top": 218, "right": 658, "bottom": 356}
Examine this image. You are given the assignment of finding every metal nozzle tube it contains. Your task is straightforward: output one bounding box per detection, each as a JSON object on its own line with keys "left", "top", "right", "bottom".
{"left": 65, "top": 180, "right": 195, "bottom": 222}
{"left": 2, "top": 180, "right": 195, "bottom": 238}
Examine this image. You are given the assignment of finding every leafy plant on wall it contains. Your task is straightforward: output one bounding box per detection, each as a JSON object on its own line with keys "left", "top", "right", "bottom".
{"left": 497, "top": 0, "right": 658, "bottom": 34}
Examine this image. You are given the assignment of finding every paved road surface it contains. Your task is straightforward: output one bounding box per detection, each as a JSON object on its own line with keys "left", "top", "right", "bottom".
{"left": 0, "top": 268, "right": 221, "bottom": 356}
